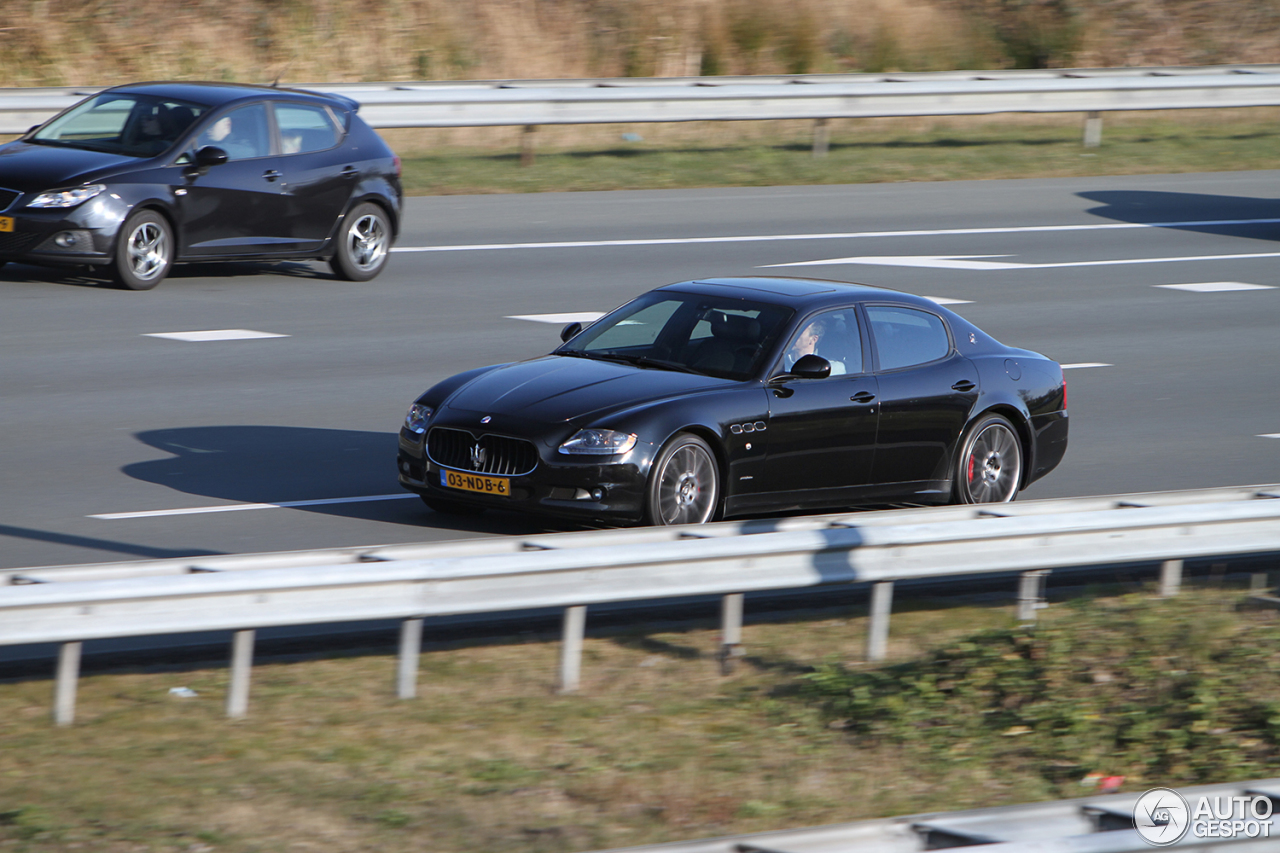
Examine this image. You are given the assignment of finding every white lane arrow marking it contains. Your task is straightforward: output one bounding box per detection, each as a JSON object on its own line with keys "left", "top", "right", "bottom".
{"left": 763, "top": 251, "right": 1280, "bottom": 271}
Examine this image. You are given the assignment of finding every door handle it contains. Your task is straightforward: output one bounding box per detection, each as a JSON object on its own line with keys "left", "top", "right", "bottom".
{"left": 850, "top": 391, "right": 877, "bottom": 403}
{"left": 951, "top": 380, "right": 976, "bottom": 392}
{"left": 262, "top": 169, "right": 282, "bottom": 182}
{"left": 342, "top": 166, "right": 359, "bottom": 178}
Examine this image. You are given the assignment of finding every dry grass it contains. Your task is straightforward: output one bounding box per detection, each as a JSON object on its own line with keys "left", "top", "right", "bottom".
{"left": 0, "top": 596, "right": 1063, "bottom": 853}
{"left": 2, "top": 0, "right": 1278, "bottom": 89}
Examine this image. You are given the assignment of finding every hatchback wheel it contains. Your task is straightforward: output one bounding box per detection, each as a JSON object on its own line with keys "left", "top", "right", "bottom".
{"left": 330, "top": 202, "right": 390, "bottom": 281}
{"left": 646, "top": 434, "right": 719, "bottom": 525}
{"left": 113, "top": 210, "right": 172, "bottom": 291}
{"left": 954, "top": 414, "right": 1022, "bottom": 504}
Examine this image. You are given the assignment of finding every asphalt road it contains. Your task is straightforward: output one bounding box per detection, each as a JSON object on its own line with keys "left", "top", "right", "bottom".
{"left": 3, "top": 170, "right": 1279, "bottom": 571}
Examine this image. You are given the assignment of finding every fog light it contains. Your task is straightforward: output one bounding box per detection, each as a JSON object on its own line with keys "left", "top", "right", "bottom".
{"left": 53, "top": 232, "right": 77, "bottom": 248}
{"left": 590, "top": 488, "right": 604, "bottom": 501}
{"left": 400, "top": 461, "right": 410, "bottom": 472}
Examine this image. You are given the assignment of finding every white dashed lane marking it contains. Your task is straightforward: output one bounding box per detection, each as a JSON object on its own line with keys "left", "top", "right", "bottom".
{"left": 1154, "top": 282, "right": 1276, "bottom": 293}
{"left": 765, "top": 252, "right": 1280, "bottom": 271}
{"left": 91, "top": 493, "right": 417, "bottom": 520}
{"left": 144, "top": 330, "right": 289, "bottom": 342}
{"left": 1061, "top": 363, "right": 1112, "bottom": 370}
{"left": 924, "top": 297, "right": 972, "bottom": 305}
{"left": 508, "top": 312, "right": 606, "bottom": 324}
{"left": 1259, "top": 434, "right": 1280, "bottom": 439}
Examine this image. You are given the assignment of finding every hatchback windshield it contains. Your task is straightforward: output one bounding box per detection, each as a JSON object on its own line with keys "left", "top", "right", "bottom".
{"left": 32, "top": 93, "right": 208, "bottom": 158}
{"left": 558, "top": 290, "right": 794, "bottom": 380}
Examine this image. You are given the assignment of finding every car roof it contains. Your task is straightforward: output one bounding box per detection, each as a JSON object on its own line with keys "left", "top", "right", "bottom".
{"left": 103, "top": 81, "right": 353, "bottom": 111}
{"left": 658, "top": 276, "right": 937, "bottom": 310}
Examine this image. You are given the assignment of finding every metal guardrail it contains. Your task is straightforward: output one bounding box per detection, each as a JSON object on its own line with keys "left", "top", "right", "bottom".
{"left": 3, "top": 484, "right": 1279, "bottom": 724}
{"left": 581, "top": 777, "right": 1280, "bottom": 852}
{"left": 3, "top": 65, "right": 1280, "bottom": 148}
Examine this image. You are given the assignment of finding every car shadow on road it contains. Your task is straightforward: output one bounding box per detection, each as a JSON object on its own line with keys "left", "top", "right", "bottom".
{"left": 0, "top": 259, "right": 341, "bottom": 288}
{"left": 1079, "top": 190, "right": 1280, "bottom": 242}
{"left": 122, "top": 425, "right": 559, "bottom": 536}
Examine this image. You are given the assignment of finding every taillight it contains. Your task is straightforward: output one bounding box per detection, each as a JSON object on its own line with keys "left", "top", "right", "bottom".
{"left": 1062, "top": 377, "right": 1068, "bottom": 410}
{"left": 393, "top": 154, "right": 402, "bottom": 178}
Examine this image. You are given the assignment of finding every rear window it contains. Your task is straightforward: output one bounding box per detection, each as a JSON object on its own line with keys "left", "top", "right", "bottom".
{"left": 275, "top": 104, "right": 339, "bottom": 154}
{"left": 867, "top": 305, "right": 951, "bottom": 370}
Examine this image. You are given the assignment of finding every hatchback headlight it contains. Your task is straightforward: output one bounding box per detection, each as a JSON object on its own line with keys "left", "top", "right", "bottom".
{"left": 558, "top": 429, "right": 637, "bottom": 455}
{"left": 404, "top": 403, "right": 433, "bottom": 434}
{"left": 27, "top": 184, "right": 106, "bottom": 208}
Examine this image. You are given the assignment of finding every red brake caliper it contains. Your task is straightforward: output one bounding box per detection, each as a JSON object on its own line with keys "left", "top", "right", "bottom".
{"left": 967, "top": 453, "right": 976, "bottom": 482}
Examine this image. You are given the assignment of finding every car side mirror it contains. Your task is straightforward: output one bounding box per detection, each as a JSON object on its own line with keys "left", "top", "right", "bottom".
{"left": 774, "top": 354, "right": 831, "bottom": 381}
{"left": 195, "top": 146, "right": 228, "bottom": 167}
{"left": 560, "top": 321, "right": 583, "bottom": 342}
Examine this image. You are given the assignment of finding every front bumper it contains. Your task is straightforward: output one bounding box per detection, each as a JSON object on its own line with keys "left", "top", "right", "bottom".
{"left": 397, "top": 424, "right": 654, "bottom": 523}
{"left": 0, "top": 196, "right": 127, "bottom": 266}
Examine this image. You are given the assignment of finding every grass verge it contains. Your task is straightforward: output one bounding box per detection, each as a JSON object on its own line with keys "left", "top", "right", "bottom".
{"left": 3, "top": 584, "right": 1279, "bottom": 853}
{"left": 390, "top": 110, "right": 1280, "bottom": 195}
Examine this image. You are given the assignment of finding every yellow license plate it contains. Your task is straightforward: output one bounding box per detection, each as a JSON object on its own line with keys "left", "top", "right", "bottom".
{"left": 0, "top": 216, "right": 13, "bottom": 233}
{"left": 441, "top": 469, "right": 510, "bottom": 497}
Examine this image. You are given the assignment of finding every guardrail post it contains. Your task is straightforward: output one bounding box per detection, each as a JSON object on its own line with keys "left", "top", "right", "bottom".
{"left": 867, "top": 581, "right": 893, "bottom": 662}
{"left": 226, "top": 629, "right": 255, "bottom": 718}
{"left": 53, "top": 641, "right": 82, "bottom": 726}
{"left": 1017, "top": 570, "right": 1051, "bottom": 623}
{"left": 520, "top": 125, "right": 537, "bottom": 167}
{"left": 812, "top": 118, "right": 830, "bottom": 158}
{"left": 1160, "top": 559, "right": 1183, "bottom": 597}
{"left": 397, "top": 618, "right": 424, "bottom": 700}
{"left": 1083, "top": 111, "right": 1103, "bottom": 148}
{"left": 718, "top": 593, "right": 744, "bottom": 674}
{"left": 1252, "top": 572, "right": 1271, "bottom": 593}
{"left": 558, "top": 605, "right": 586, "bottom": 693}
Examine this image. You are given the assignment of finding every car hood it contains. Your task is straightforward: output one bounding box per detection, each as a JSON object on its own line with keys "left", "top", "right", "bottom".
{"left": 443, "top": 355, "right": 727, "bottom": 424}
{"left": 0, "top": 140, "right": 140, "bottom": 193}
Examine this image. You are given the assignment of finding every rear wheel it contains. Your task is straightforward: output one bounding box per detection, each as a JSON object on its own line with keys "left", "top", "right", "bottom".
{"left": 329, "top": 203, "right": 390, "bottom": 281}
{"left": 645, "top": 434, "right": 719, "bottom": 526}
{"left": 113, "top": 209, "right": 172, "bottom": 290}
{"left": 953, "top": 414, "right": 1022, "bottom": 504}
{"left": 420, "top": 494, "right": 485, "bottom": 516}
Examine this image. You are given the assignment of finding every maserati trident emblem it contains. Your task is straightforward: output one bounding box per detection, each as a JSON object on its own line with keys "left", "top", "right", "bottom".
{"left": 480, "top": 415, "right": 492, "bottom": 424}
{"left": 469, "top": 442, "right": 487, "bottom": 469}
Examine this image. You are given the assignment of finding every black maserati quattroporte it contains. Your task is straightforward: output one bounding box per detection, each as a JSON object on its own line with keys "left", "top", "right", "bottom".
{"left": 0, "top": 81, "right": 401, "bottom": 289}
{"left": 397, "top": 277, "right": 1068, "bottom": 526}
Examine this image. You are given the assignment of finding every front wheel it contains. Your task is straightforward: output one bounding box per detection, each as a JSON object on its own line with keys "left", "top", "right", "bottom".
{"left": 953, "top": 414, "right": 1022, "bottom": 504}
{"left": 645, "top": 434, "right": 720, "bottom": 526}
{"left": 329, "top": 202, "right": 391, "bottom": 281}
{"left": 113, "top": 210, "right": 173, "bottom": 290}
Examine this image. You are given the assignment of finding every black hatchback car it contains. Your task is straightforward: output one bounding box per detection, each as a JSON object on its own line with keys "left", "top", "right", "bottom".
{"left": 397, "top": 277, "right": 1069, "bottom": 526}
{"left": 0, "top": 81, "right": 401, "bottom": 289}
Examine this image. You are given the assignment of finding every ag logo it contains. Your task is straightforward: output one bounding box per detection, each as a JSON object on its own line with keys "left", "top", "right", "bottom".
{"left": 1134, "top": 787, "right": 1190, "bottom": 846}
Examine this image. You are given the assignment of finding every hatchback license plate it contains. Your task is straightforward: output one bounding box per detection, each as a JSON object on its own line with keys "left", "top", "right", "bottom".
{"left": 0, "top": 216, "right": 12, "bottom": 233}
{"left": 441, "top": 469, "right": 510, "bottom": 497}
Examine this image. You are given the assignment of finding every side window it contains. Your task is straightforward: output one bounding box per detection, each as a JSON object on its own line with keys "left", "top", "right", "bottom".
{"left": 782, "top": 308, "right": 863, "bottom": 375}
{"left": 195, "top": 104, "right": 270, "bottom": 161}
{"left": 275, "top": 104, "right": 339, "bottom": 154}
{"left": 866, "top": 306, "right": 951, "bottom": 370}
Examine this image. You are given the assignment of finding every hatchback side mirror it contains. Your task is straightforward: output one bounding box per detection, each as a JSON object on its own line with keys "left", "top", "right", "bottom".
{"left": 195, "top": 145, "right": 228, "bottom": 167}
{"left": 560, "top": 321, "right": 583, "bottom": 342}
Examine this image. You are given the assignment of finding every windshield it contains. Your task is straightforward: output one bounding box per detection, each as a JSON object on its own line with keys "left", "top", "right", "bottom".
{"left": 32, "top": 93, "right": 208, "bottom": 158}
{"left": 558, "top": 290, "right": 794, "bottom": 380}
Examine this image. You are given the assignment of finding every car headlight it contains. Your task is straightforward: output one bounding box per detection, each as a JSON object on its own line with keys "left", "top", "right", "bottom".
{"left": 27, "top": 184, "right": 107, "bottom": 209}
{"left": 404, "top": 403, "right": 433, "bottom": 434}
{"left": 558, "top": 429, "right": 637, "bottom": 455}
